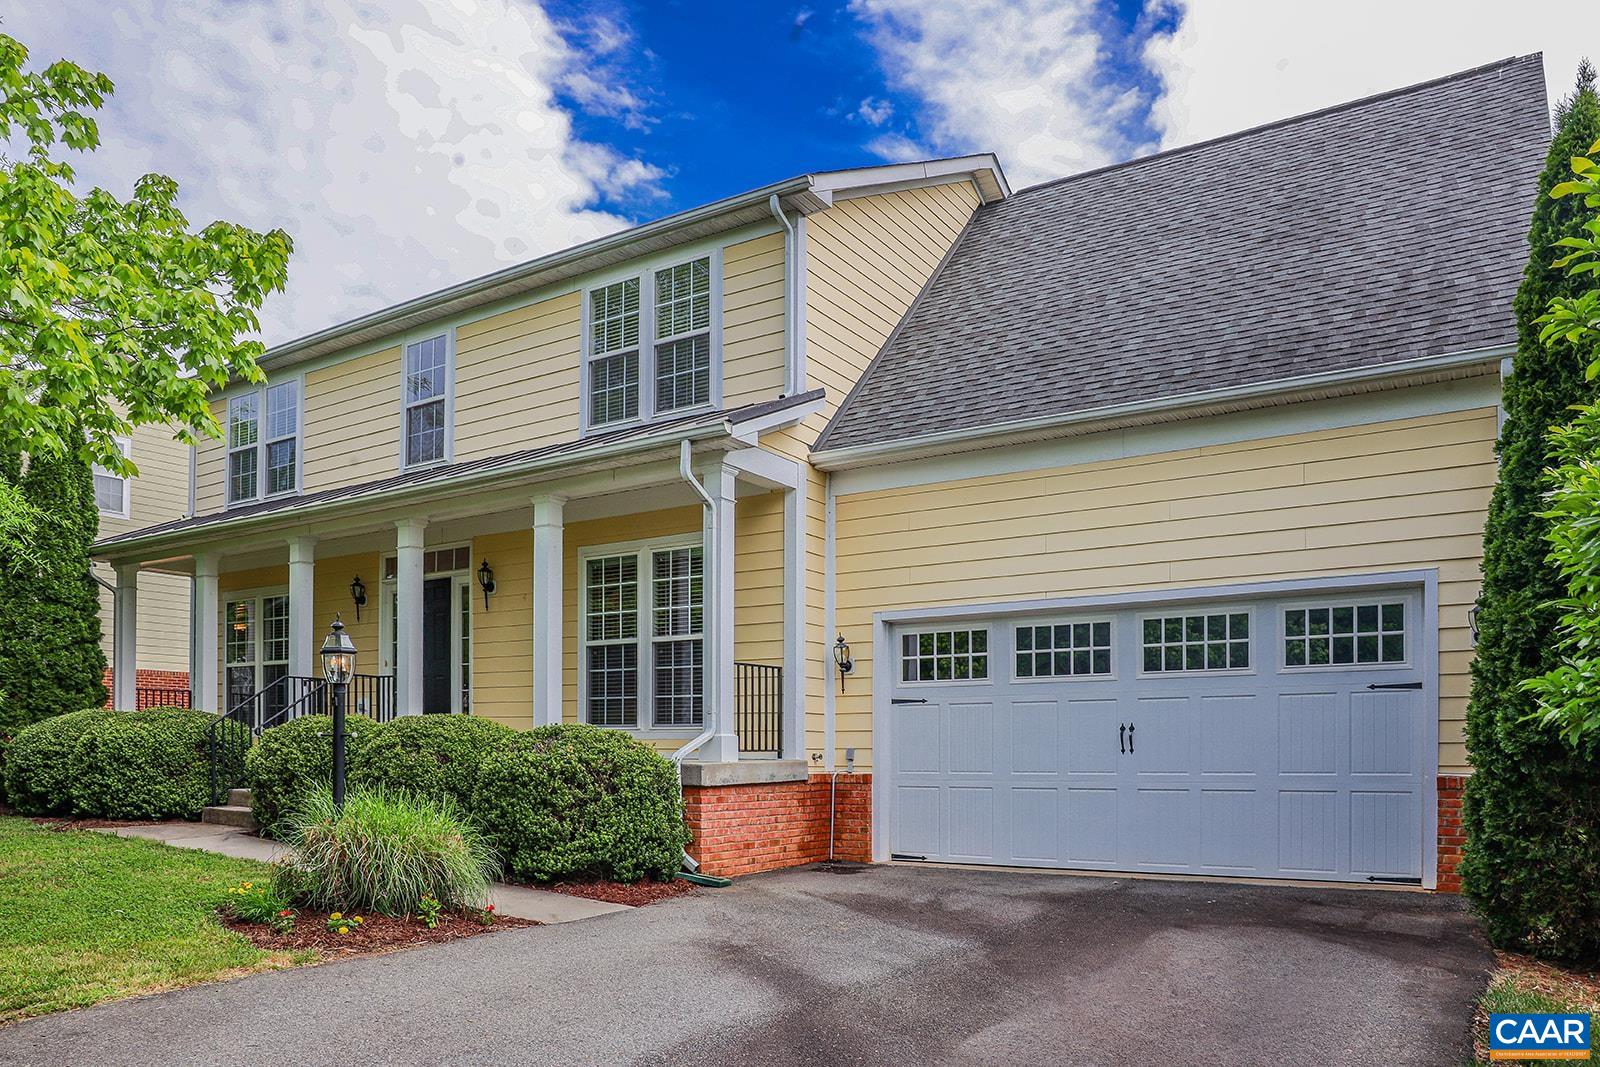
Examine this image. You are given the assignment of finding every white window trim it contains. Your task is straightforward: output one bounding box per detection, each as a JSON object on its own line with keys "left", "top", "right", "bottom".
{"left": 578, "top": 532, "right": 705, "bottom": 736}
{"left": 377, "top": 542, "right": 473, "bottom": 715}
{"left": 93, "top": 436, "right": 132, "bottom": 520}
{"left": 220, "top": 585, "right": 291, "bottom": 709}
{"left": 1011, "top": 616, "right": 1118, "bottom": 683}
{"left": 579, "top": 248, "right": 723, "bottom": 436}
{"left": 1276, "top": 596, "right": 1414, "bottom": 674}
{"left": 225, "top": 375, "right": 304, "bottom": 508}
{"left": 397, "top": 328, "right": 457, "bottom": 471}
{"left": 896, "top": 625, "right": 995, "bottom": 688}
{"left": 1136, "top": 607, "right": 1257, "bottom": 677}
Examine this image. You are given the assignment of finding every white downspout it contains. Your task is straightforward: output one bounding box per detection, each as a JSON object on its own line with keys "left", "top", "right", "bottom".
{"left": 768, "top": 194, "right": 798, "bottom": 396}
{"left": 672, "top": 439, "right": 718, "bottom": 872}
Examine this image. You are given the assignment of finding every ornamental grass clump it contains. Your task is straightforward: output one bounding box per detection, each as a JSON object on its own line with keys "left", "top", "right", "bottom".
{"left": 275, "top": 787, "right": 498, "bottom": 916}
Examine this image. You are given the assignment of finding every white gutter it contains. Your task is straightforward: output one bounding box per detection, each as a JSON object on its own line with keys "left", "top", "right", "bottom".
{"left": 768, "top": 194, "right": 801, "bottom": 395}
{"left": 811, "top": 343, "right": 1511, "bottom": 470}
{"left": 671, "top": 439, "right": 719, "bottom": 872}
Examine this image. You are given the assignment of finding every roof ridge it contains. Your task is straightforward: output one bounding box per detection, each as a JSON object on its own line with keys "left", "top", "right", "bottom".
{"left": 1010, "top": 53, "right": 1545, "bottom": 198}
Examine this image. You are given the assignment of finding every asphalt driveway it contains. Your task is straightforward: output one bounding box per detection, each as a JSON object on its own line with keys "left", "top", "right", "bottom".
{"left": 0, "top": 864, "right": 1491, "bottom": 1066}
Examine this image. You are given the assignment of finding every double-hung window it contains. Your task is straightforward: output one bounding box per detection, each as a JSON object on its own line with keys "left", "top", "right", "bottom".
{"left": 92, "top": 437, "right": 131, "bottom": 519}
{"left": 403, "top": 334, "right": 451, "bottom": 467}
{"left": 583, "top": 540, "right": 705, "bottom": 729}
{"left": 226, "top": 381, "right": 300, "bottom": 505}
{"left": 585, "top": 254, "right": 717, "bottom": 431}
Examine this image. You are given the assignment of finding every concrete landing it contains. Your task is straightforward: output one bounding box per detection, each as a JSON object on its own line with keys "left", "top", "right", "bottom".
{"left": 95, "top": 822, "right": 630, "bottom": 924}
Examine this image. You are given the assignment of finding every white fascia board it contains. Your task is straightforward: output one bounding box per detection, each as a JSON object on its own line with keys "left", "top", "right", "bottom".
{"left": 811, "top": 344, "right": 1511, "bottom": 471}
{"left": 729, "top": 391, "right": 826, "bottom": 443}
{"left": 723, "top": 446, "right": 803, "bottom": 490}
{"left": 94, "top": 419, "right": 741, "bottom": 563}
{"left": 811, "top": 154, "right": 1011, "bottom": 203}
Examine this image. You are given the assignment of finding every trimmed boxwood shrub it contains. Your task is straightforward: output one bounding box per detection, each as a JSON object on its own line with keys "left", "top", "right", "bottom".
{"left": 471, "top": 723, "right": 689, "bottom": 883}
{"left": 246, "top": 714, "right": 382, "bottom": 834}
{"left": 3, "top": 708, "right": 114, "bottom": 814}
{"left": 349, "top": 715, "right": 515, "bottom": 810}
{"left": 69, "top": 708, "right": 247, "bottom": 820}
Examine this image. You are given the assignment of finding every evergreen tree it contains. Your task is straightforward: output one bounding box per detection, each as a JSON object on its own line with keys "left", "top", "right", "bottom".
{"left": 0, "top": 449, "right": 106, "bottom": 732}
{"left": 1461, "top": 61, "right": 1600, "bottom": 961}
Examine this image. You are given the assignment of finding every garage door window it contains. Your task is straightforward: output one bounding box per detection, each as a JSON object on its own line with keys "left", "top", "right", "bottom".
{"left": 1142, "top": 612, "right": 1249, "bottom": 672}
{"left": 1016, "top": 621, "right": 1112, "bottom": 678}
{"left": 1283, "top": 602, "right": 1405, "bottom": 667}
{"left": 901, "top": 629, "right": 989, "bottom": 682}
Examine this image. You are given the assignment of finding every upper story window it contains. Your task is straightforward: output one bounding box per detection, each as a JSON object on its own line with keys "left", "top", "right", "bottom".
{"left": 584, "top": 254, "right": 719, "bottom": 432}
{"left": 227, "top": 381, "right": 301, "bottom": 506}
{"left": 403, "top": 334, "right": 452, "bottom": 467}
{"left": 92, "top": 437, "right": 131, "bottom": 519}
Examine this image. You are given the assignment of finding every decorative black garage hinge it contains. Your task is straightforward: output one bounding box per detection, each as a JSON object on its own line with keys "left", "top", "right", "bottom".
{"left": 891, "top": 698, "right": 929, "bottom": 705}
{"left": 1365, "top": 682, "right": 1423, "bottom": 691}
{"left": 1367, "top": 876, "right": 1423, "bottom": 884}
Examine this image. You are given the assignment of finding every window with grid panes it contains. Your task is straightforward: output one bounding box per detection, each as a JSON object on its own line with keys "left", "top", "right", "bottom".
{"left": 584, "top": 554, "right": 639, "bottom": 726}
{"left": 227, "top": 393, "right": 259, "bottom": 503}
{"left": 901, "top": 629, "right": 989, "bottom": 682}
{"left": 403, "top": 335, "right": 449, "bottom": 466}
{"left": 1142, "top": 612, "right": 1250, "bottom": 672}
{"left": 651, "top": 546, "right": 703, "bottom": 726}
{"left": 653, "top": 258, "right": 712, "bottom": 412}
{"left": 264, "top": 381, "right": 299, "bottom": 494}
{"left": 587, "top": 278, "right": 640, "bottom": 426}
{"left": 1284, "top": 602, "right": 1406, "bottom": 667}
{"left": 1016, "top": 620, "right": 1112, "bottom": 678}
{"left": 92, "top": 438, "right": 130, "bottom": 517}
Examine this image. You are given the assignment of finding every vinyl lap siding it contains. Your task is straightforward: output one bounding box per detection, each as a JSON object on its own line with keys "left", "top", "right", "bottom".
{"left": 303, "top": 347, "right": 401, "bottom": 492}
{"left": 721, "top": 232, "right": 787, "bottom": 408}
{"left": 831, "top": 406, "right": 1497, "bottom": 774}
{"left": 454, "top": 293, "right": 581, "bottom": 461}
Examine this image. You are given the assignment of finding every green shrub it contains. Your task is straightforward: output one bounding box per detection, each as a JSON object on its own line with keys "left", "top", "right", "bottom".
{"left": 275, "top": 786, "right": 498, "bottom": 914}
{"left": 471, "top": 723, "right": 689, "bottom": 884}
{"left": 3, "top": 708, "right": 114, "bottom": 814}
{"left": 245, "top": 714, "right": 381, "bottom": 834}
{"left": 69, "top": 707, "right": 247, "bottom": 820}
{"left": 0, "top": 727, "right": 12, "bottom": 806}
{"left": 349, "top": 715, "right": 514, "bottom": 811}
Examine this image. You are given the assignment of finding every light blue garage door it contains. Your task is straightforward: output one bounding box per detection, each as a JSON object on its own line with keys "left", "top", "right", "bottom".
{"left": 887, "top": 588, "right": 1429, "bottom": 883}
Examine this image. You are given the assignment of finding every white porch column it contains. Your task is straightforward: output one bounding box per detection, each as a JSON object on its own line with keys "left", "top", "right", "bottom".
{"left": 395, "top": 519, "right": 427, "bottom": 716}
{"left": 532, "top": 495, "right": 566, "bottom": 727}
{"left": 112, "top": 564, "right": 139, "bottom": 709}
{"left": 193, "top": 553, "right": 221, "bottom": 713}
{"left": 287, "top": 536, "right": 317, "bottom": 678}
{"left": 701, "top": 459, "right": 740, "bottom": 762}
{"left": 782, "top": 483, "right": 807, "bottom": 761}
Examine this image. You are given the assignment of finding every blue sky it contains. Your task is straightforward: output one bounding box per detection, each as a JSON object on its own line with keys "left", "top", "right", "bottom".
{"left": 5, "top": 1, "right": 1595, "bottom": 342}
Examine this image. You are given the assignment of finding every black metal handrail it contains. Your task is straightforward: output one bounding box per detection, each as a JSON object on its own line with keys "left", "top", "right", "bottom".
{"left": 205, "top": 673, "right": 397, "bottom": 804}
{"left": 734, "top": 662, "right": 783, "bottom": 758}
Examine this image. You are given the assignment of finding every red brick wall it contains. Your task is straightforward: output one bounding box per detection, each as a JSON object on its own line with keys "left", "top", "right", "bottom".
{"left": 1437, "top": 774, "right": 1467, "bottom": 893}
{"left": 103, "top": 668, "right": 192, "bottom": 710}
{"left": 683, "top": 773, "right": 872, "bottom": 878}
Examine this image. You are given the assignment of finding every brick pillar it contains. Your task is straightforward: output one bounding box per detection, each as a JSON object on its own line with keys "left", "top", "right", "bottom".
{"left": 1437, "top": 774, "right": 1468, "bottom": 893}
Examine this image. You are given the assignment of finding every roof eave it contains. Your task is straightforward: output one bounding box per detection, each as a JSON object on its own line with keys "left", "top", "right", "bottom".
{"left": 809, "top": 344, "right": 1510, "bottom": 471}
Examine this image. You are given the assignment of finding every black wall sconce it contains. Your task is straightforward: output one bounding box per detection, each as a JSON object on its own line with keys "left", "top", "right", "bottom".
{"left": 350, "top": 575, "right": 367, "bottom": 621}
{"left": 1469, "top": 605, "right": 1480, "bottom": 646}
{"left": 477, "top": 558, "right": 496, "bottom": 611}
{"left": 833, "top": 633, "right": 854, "bottom": 692}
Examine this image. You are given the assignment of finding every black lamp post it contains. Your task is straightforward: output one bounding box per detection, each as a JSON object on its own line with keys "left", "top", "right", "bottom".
{"left": 320, "top": 614, "right": 358, "bottom": 809}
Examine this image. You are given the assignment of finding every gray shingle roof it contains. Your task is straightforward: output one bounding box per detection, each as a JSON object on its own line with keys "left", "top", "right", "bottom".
{"left": 815, "top": 55, "right": 1551, "bottom": 455}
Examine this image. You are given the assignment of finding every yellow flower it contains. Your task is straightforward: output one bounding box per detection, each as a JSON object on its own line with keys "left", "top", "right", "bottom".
{"left": 353, "top": 916, "right": 364, "bottom": 924}
{"left": 243, "top": 883, "right": 252, "bottom": 889}
{"left": 337, "top": 926, "right": 349, "bottom": 934}
{"left": 330, "top": 912, "right": 342, "bottom": 920}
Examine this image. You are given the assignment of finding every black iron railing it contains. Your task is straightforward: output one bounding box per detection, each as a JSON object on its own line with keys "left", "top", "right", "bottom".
{"left": 135, "top": 686, "right": 191, "bottom": 709}
{"left": 204, "top": 673, "right": 398, "bottom": 804}
{"left": 734, "top": 662, "right": 783, "bottom": 758}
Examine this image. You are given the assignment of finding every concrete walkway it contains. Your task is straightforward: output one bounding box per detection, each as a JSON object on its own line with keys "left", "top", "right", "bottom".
{"left": 99, "top": 822, "right": 629, "bottom": 924}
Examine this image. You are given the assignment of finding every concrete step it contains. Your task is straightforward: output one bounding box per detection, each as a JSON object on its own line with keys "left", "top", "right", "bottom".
{"left": 226, "top": 787, "right": 253, "bottom": 807}
{"left": 201, "top": 804, "right": 258, "bottom": 831}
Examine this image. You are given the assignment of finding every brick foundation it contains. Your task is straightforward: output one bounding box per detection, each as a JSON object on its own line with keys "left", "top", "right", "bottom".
{"left": 1437, "top": 774, "right": 1467, "bottom": 893}
{"left": 683, "top": 773, "right": 872, "bottom": 878}
{"left": 103, "top": 668, "right": 192, "bottom": 710}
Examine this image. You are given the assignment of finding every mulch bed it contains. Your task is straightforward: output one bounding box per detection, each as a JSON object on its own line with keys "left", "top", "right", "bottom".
{"left": 1493, "top": 950, "right": 1600, "bottom": 1010}
{"left": 220, "top": 909, "right": 536, "bottom": 956}
{"left": 541, "top": 878, "right": 698, "bottom": 907}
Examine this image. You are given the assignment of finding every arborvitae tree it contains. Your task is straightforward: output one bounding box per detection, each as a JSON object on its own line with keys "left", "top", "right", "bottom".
{"left": 0, "top": 449, "right": 106, "bottom": 732}
{"left": 1461, "top": 61, "right": 1600, "bottom": 962}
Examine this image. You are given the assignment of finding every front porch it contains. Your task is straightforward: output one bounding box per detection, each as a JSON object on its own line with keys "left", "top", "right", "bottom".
{"left": 100, "top": 438, "right": 813, "bottom": 768}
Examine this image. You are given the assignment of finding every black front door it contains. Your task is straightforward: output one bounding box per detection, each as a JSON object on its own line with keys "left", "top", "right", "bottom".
{"left": 422, "top": 578, "right": 451, "bottom": 713}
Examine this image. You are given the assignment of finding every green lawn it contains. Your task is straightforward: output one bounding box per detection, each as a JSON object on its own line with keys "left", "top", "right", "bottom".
{"left": 0, "top": 816, "right": 307, "bottom": 1023}
{"left": 1471, "top": 956, "right": 1600, "bottom": 1065}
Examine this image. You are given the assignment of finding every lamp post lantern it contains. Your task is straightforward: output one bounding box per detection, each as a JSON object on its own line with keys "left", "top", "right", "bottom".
{"left": 320, "top": 614, "right": 358, "bottom": 809}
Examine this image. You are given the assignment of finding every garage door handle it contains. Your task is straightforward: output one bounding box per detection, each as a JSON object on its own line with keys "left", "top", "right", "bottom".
{"left": 1128, "top": 722, "right": 1134, "bottom": 753}
{"left": 1119, "top": 723, "right": 1126, "bottom": 754}
{"left": 891, "top": 698, "right": 928, "bottom": 705}
{"left": 1366, "top": 682, "right": 1422, "bottom": 691}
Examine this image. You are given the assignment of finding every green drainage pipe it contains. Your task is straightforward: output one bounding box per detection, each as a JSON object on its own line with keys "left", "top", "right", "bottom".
{"left": 678, "top": 871, "right": 732, "bottom": 888}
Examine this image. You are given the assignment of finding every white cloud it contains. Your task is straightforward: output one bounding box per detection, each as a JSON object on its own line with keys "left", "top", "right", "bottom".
{"left": 1143, "top": 1, "right": 1600, "bottom": 150}
{"left": 851, "top": 0, "right": 1150, "bottom": 187}
{"left": 857, "top": 96, "right": 894, "bottom": 126}
{"left": 3, "top": 0, "right": 663, "bottom": 344}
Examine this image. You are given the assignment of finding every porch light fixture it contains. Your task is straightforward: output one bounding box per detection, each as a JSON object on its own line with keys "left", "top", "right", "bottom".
{"left": 477, "top": 558, "right": 496, "bottom": 611}
{"left": 833, "top": 633, "right": 854, "bottom": 693}
{"left": 350, "top": 575, "right": 367, "bottom": 621}
{"left": 1469, "top": 605, "right": 1480, "bottom": 646}
{"left": 319, "top": 615, "right": 358, "bottom": 810}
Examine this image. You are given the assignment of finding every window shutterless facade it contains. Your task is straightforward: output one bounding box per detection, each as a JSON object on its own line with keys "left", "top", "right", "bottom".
{"left": 582, "top": 252, "right": 721, "bottom": 432}
{"left": 581, "top": 537, "right": 705, "bottom": 729}
{"left": 402, "top": 333, "right": 453, "bottom": 467}
{"left": 223, "top": 591, "right": 290, "bottom": 719}
{"left": 92, "top": 437, "right": 131, "bottom": 518}
{"left": 226, "top": 379, "right": 301, "bottom": 506}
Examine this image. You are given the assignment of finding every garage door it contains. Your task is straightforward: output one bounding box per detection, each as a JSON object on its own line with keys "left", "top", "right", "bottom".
{"left": 886, "top": 586, "right": 1430, "bottom": 883}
